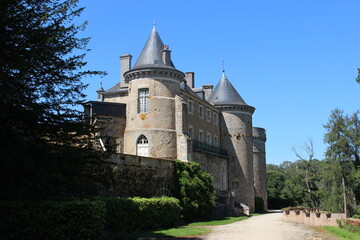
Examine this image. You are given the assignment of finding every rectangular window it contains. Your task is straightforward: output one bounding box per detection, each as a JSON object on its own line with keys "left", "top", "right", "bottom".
{"left": 188, "top": 99, "right": 193, "bottom": 114}
{"left": 138, "top": 88, "right": 149, "bottom": 113}
{"left": 188, "top": 126, "right": 194, "bottom": 139}
{"left": 199, "top": 130, "right": 204, "bottom": 142}
{"left": 199, "top": 105, "right": 204, "bottom": 118}
{"left": 206, "top": 132, "right": 212, "bottom": 145}
{"left": 206, "top": 109, "right": 211, "bottom": 122}
{"left": 213, "top": 113, "right": 218, "bottom": 125}
{"left": 214, "top": 135, "right": 218, "bottom": 147}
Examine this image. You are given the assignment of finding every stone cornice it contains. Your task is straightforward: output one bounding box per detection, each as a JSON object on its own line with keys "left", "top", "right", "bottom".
{"left": 124, "top": 67, "right": 185, "bottom": 82}
{"left": 215, "top": 104, "right": 255, "bottom": 114}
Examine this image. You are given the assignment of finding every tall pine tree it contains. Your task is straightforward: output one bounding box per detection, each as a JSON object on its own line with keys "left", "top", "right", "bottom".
{"left": 323, "top": 109, "right": 360, "bottom": 214}
{"left": 0, "top": 0, "right": 104, "bottom": 199}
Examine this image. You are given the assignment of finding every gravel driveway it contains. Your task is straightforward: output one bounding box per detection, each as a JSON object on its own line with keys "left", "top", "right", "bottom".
{"left": 200, "top": 210, "right": 338, "bottom": 240}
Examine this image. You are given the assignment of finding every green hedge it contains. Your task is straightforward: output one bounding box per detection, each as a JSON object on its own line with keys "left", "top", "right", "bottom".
{"left": 0, "top": 200, "right": 106, "bottom": 240}
{"left": 103, "top": 196, "right": 181, "bottom": 232}
{"left": 0, "top": 197, "right": 181, "bottom": 239}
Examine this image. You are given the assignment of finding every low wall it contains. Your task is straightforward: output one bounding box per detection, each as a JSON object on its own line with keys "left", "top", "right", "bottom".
{"left": 77, "top": 153, "right": 175, "bottom": 198}
{"left": 283, "top": 210, "right": 346, "bottom": 226}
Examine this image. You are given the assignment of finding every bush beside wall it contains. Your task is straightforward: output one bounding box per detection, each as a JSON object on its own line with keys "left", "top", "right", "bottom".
{"left": 0, "top": 200, "right": 106, "bottom": 240}
{"left": 174, "top": 160, "right": 216, "bottom": 221}
{"left": 0, "top": 197, "right": 181, "bottom": 239}
{"left": 104, "top": 196, "right": 181, "bottom": 232}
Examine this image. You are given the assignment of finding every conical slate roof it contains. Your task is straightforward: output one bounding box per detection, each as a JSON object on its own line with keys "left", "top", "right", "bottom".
{"left": 208, "top": 72, "right": 247, "bottom": 106}
{"left": 133, "top": 25, "right": 175, "bottom": 69}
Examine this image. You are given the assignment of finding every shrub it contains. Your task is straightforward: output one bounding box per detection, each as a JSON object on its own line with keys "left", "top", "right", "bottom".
{"left": 103, "top": 196, "right": 181, "bottom": 232}
{"left": 337, "top": 219, "right": 360, "bottom": 233}
{"left": 0, "top": 200, "right": 106, "bottom": 240}
{"left": 174, "top": 160, "right": 216, "bottom": 221}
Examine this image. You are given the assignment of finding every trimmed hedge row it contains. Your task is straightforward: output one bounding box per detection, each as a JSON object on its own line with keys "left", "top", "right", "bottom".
{"left": 0, "top": 197, "right": 181, "bottom": 240}
{"left": 104, "top": 197, "right": 181, "bottom": 232}
{"left": 0, "top": 200, "right": 106, "bottom": 240}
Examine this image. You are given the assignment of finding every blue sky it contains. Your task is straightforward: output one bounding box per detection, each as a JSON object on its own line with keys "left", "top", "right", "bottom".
{"left": 78, "top": 0, "right": 360, "bottom": 165}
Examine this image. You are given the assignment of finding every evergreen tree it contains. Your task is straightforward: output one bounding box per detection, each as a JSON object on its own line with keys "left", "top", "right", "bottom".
{"left": 323, "top": 109, "right": 360, "bottom": 214}
{"left": 0, "top": 0, "right": 104, "bottom": 199}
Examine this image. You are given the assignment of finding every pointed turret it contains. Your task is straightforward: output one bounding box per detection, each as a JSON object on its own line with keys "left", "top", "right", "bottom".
{"left": 123, "top": 25, "right": 184, "bottom": 160}
{"left": 124, "top": 25, "right": 183, "bottom": 82}
{"left": 133, "top": 25, "right": 175, "bottom": 69}
{"left": 211, "top": 70, "right": 255, "bottom": 213}
{"left": 208, "top": 71, "right": 247, "bottom": 106}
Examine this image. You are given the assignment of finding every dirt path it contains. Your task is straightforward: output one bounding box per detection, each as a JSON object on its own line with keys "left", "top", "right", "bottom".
{"left": 199, "top": 211, "right": 338, "bottom": 240}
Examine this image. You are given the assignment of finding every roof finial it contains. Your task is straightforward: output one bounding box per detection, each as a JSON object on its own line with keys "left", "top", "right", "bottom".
{"left": 222, "top": 60, "right": 226, "bottom": 77}
{"left": 153, "top": 20, "right": 156, "bottom": 30}
{"left": 99, "top": 81, "right": 104, "bottom": 91}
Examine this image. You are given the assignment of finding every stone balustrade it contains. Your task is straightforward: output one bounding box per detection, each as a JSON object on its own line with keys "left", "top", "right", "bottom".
{"left": 283, "top": 210, "right": 346, "bottom": 226}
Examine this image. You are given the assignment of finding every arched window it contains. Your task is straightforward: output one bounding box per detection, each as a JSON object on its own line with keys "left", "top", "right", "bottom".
{"left": 136, "top": 135, "right": 149, "bottom": 157}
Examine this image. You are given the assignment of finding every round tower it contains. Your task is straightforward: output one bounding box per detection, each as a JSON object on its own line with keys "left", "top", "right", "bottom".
{"left": 123, "top": 25, "right": 184, "bottom": 159}
{"left": 252, "top": 127, "right": 267, "bottom": 210}
{"left": 208, "top": 72, "right": 255, "bottom": 213}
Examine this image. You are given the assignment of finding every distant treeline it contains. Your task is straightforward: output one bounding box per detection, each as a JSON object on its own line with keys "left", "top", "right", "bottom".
{"left": 267, "top": 109, "right": 359, "bottom": 217}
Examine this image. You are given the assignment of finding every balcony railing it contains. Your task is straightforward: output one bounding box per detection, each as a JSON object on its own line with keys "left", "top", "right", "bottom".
{"left": 192, "top": 140, "right": 228, "bottom": 157}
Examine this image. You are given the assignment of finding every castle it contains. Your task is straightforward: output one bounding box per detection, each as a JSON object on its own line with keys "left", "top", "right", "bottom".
{"left": 84, "top": 25, "right": 267, "bottom": 213}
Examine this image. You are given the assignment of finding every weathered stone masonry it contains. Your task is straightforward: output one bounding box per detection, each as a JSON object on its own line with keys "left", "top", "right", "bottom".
{"left": 85, "top": 25, "right": 267, "bottom": 214}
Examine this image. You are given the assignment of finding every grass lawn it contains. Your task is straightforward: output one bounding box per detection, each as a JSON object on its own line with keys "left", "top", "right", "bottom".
{"left": 107, "top": 214, "right": 260, "bottom": 239}
{"left": 106, "top": 226, "right": 210, "bottom": 240}
{"left": 188, "top": 215, "right": 256, "bottom": 226}
{"left": 322, "top": 226, "right": 360, "bottom": 240}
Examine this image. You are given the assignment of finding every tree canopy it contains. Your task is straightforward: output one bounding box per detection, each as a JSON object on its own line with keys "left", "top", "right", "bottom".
{"left": 0, "top": 0, "right": 104, "bottom": 199}
{"left": 0, "top": 0, "right": 104, "bottom": 150}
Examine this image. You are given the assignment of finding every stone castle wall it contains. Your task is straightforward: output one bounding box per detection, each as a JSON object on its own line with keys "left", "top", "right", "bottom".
{"left": 193, "top": 150, "right": 228, "bottom": 191}
{"left": 81, "top": 152, "right": 230, "bottom": 201}
{"left": 124, "top": 77, "right": 180, "bottom": 159}
{"left": 253, "top": 127, "right": 267, "bottom": 210}
{"left": 81, "top": 153, "right": 175, "bottom": 198}
{"left": 220, "top": 110, "right": 254, "bottom": 212}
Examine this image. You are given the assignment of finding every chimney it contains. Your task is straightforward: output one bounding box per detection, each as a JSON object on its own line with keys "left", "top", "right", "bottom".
{"left": 120, "top": 54, "right": 132, "bottom": 82}
{"left": 202, "top": 85, "right": 213, "bottom": 100}
{"left": 96, "top": 82, "right": 105, "bottom": 102}
{"left": 162, "top": 45, "right": 172, "bottom": 65}
{"left": 185, "top": 72, "right": 195, "bottom": 88}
